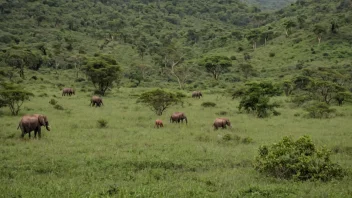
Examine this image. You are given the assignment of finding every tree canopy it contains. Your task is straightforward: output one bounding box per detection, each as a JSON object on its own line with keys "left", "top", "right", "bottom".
{"left": 137, "top": 89, "right": 182, "bottom": 115}
{"left": 199, "top": 55, "right": 232, "bottom": 80}
{"left": 84, "top": 55, "right": 122, "bottom": 96}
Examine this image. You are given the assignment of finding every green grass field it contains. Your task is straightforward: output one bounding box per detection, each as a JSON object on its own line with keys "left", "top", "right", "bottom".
{"left": 0, "top": 70, "right": 351, "bottom": 197}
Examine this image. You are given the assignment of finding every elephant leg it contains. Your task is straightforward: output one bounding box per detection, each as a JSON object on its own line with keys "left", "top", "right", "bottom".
{"left": 28, "top": 132, "right": 31, "bottom": 139}
{"left": 38, "top": 128, "right": 42, "bottom": 139}
{"left": 34, "top": 130, "right": 37, "bottom": 138}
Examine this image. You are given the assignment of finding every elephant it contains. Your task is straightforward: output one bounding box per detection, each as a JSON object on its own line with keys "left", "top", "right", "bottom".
{"left": 170, "top": 112, "right": 188, "bottom": 124}
{"left": 154, "top": 119, "right": 164, "bottom": 128}
{"left": 90, "top": 95, "right": 103, "bottom": 107}
{"left": 192, "top": 91, "right": 203, "bottom": 99}
{"left": 213, "top": 118, "right": 231, "bottom": 130}
{"left": 62, "top": 88, "right": 75, "bottom": 96}
{"left": 17, "top": 114, "right": 51, "bottom": 138}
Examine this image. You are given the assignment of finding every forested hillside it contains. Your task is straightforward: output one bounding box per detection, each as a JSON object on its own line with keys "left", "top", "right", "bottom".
{"left": 241, "top": 0, "right": 296, "bottom": 10}
{"left": 0, "top": 0, "right": 352, "bottom": 89}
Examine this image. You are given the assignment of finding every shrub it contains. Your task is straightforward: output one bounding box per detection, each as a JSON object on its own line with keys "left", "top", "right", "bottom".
{"left": 49, "top": 99, "right": 58, "bottom": 105}
{"left": 137, "top": 89, "right": 182, "bottom": 115}
{"left": 269, "top": 52, "right": 275, "bottom": 57}
{"left": 304, "top": 102, "right": 336, "bottom": 118}
{"left": 31, "top": 76, "right": 38, "bottom": 80}
{"left": 56, "top": 83, "right": 65, "bottom": 88}
{"left": 0, "top": 83, "right": 34, "bottom": 115}
{"left": 38, "top": 93, "right": 48, "bottom": 97}
{"left": 75, "top": 77, "right": 85, "bottom": 82}
{"left": 175, "top": 92, "right": 186, "bottom": 98}
{"left": 230, "top": 55, "right": 237, "bottom": 60}
{"left": 242, "top": 137, "right": 253, "bottom": 144}
{"left": 54, "top": 104, "right": 64, "bottom": 110}
{"left": 255, "top": 136, "right": 345, "bottom": 181}
{"left": 97, "top": 119, "right": 108, "bottom": 128}
{"left": 222, "top": 134, "right": 232, "bottom": 141}
{"left": 201, "top": 102, "right": 216, "bottom": 107}
{"left": 291, "top": 94, "right": 311, "bottom": 106}
{"left": 216, "top": 111, "right": 228, "bottom": 116}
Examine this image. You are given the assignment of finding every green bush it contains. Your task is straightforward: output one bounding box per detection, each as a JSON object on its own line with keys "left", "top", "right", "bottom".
{"left": 269, "top": 52, "right": 275, "bottom": 57}
{"left": 49, "top": 99, "right": 58, "bottom": 105}
{"left": 97, "top": 119, "right": 108, "bottom": 128}
{"left": 75, "top": 77, "right": 85, "bottom": 82}
{"left": 53, "top": 104, "right": 64, "bottom": 110}
{"left": 255, "top": 136, "right": 345, "bottom": 181}
{"left": 304, "top": 102, "right": 336, "bottom": 118}
{"left": 242, "top": 137, "right": 253, "bottom": 144}
{"left": 291, "top": 94, "right": 312, "bottom": 106}
{"left": 38, "top": 93, "right": 48, "bottom": 97}
{"left": 201, "top": 102, "right": 216, "bottom": 107}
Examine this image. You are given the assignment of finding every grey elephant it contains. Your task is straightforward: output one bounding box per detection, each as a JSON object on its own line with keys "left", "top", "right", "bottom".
{"left": 17, "top": 114, "right": 51, "bottom": 138}
{"left": 170, "top": 112, "right": 188, "bottom": 124}
{"left": 90, "top": 95, "right": 103, "bottom": 107}
{"left": 213, "top": 118, "right": 231, "bottom": 130}
{"left": 62, "top": 88, "right": 75, "bottom": 96}
{"left": 192, "top": 91, "right": 202, "bottom": 99}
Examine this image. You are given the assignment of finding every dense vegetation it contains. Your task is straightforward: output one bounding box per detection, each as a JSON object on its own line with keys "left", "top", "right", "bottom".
{"left": 0, "top": 0, "right": 352, "bottom": 197}
{"left": 241, "top": 0, "right": 296, "bottom": 10}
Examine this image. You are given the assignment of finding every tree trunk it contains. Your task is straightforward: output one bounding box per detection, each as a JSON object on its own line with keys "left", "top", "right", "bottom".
{"left": 318, "top": 36, "right": 321, "bottom": 45}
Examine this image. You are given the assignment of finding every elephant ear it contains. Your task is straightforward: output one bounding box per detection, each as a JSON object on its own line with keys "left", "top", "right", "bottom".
{"left": 38, "top": 115, "right": 45, "bottom": 126}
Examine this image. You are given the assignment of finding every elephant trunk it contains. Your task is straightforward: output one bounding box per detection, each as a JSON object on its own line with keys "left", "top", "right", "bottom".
{"left": 45, "top": 121, "right": 51, "bottom": 131}
{"left": 185, "top": 117, "right": 188, "bottom": 124}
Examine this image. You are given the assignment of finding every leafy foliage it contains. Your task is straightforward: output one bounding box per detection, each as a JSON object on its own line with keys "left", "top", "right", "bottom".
{"left": 201, "top": 102, "right": 216, "bottom": 108}
{"left": 234, "top": 82, "right": 281, "bottom": 118}
{"left": 199, "top": 55, "right": 232, "bottom": 80}
{"left": 0, "top": 83, "right": 34, "bottom": 115}
{"left": 137, "top": 89, "right": 182, "bottom": 115}
{"left": 255, "top": 136, "right": 345, "bottom": 181}
{"left": 304, "top": 102, "right": 336, "bottom": 119}
{"left": 97, "top": 119, "right": 108, "bottom": 128}
{"left": 84, "top": 55, "right": 122, "bottom": 96}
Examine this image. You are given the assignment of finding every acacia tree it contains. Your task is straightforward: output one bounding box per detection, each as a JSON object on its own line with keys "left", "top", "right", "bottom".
{"left": 246, "top": 29, "right": 261, "bottom": 49}
{"left": 261, "top": 29, "right": 274, "bottom": 46}
{"left": 282, "top": 80, "right": 294, "bottom": 96}
{"left": 155, "top": 43, "right": 193, "bottom": 89}
{"left": 199, "top": 55, "right": 232, "bottom": 80}
{"left": 283, "top": 20, "right": 296, "bottom": 37}
{"left": 66, "top": 55, "right": 86, "bottom": 79}
{"left": 84, "top": 55, "right": 122, "bottom": 96}
{"left": 313, "top": 25, "right": 326, "bottom": 45}
{"left": 234, "top": 82, "right": 281, "bottom": 118}
{"left": 137, "top": 89, "right": 182, "bottom": 115}
{"left": 0, "top": 83, "right": 34, "bottom": 115}
{"left": 239, "top": 63, "right": 256, "bottom": 79}
{"left": 5, "top": 50, "right": 42, "bottom": 79}
{"left": 297, "top": 15, "right": 307, "bottom": 29}
{"left": 335, "top": 92, "right": 352, "bottom": 106}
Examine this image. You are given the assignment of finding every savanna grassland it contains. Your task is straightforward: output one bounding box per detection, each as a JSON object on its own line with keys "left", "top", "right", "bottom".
{"left": 0, "top": 69, "right": 352, "bottom": 197}
{"left": 1, "top": 0, "right": 352, "bottom": 197}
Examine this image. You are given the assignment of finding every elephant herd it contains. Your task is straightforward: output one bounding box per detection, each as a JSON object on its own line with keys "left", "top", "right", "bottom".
{"left": 18, "top": 89, "right": 231, "bottom": 139}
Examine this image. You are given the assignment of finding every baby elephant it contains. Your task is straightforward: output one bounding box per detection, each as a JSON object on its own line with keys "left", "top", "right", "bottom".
{"left": 192, "top": 91, "right": 202, "bottom": 99}
{"left": 62, "top": 88, "right": 75, "bottom": 96}
{"left": 17, "top": 114, "right": 51, "bottom": 139}
{"left": 213, "top": 118, "right": 231, "bottom": 130}
{"left": 154, "top": 119, "right": 164, "bottom": 128}
{"left": 90, "top": 95, "right": 103, "bottom": 107}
